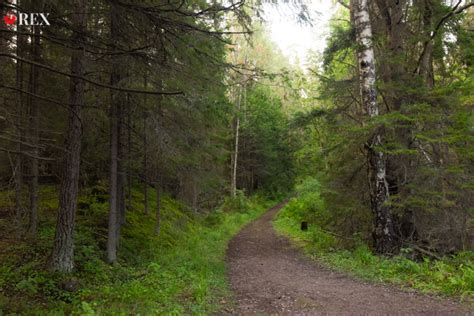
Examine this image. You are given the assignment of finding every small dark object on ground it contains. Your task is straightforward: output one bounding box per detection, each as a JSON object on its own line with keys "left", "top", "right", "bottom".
{"left": 301, "top": 221, "right": 308, "bottom": 231}
{"left": 59, "top": 278, "right": 80, "bottom": 292}
{"left": 226, "top": 203, "right": 469, "bottom": 314}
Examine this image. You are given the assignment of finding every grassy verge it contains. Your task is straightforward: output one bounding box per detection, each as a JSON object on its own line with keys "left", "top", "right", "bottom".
{"left": 0, "top": 186, "right": 271, "bottom": 315}
{"left": 273, "top": 184, "right": 474, "bottom": 303}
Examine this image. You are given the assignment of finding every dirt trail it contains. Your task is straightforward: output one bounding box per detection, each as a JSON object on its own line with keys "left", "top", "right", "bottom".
{"left": 224, "top": 203, "right": 471, "bottom": 315}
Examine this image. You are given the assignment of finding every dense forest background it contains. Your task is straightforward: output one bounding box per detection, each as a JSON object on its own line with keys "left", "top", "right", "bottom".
{"left": 0, "top": 0, "right": 472, "bottom": 313}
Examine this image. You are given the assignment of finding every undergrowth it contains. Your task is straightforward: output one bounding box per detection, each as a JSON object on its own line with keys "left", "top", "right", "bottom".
{"left": 273, "top": 178, "right": 474, "bottom": 302}
{"left": 0, "top": 186, "right": 271, "bottom": 315}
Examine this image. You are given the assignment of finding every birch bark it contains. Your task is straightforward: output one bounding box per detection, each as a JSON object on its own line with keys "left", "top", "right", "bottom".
{"left": 352, "top": 0, "right": 398, "bottom": 254}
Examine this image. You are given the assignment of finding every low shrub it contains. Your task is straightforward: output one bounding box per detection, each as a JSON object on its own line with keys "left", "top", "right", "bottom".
{"left": 273, "top": 178, "right": 474, "bottom": 301}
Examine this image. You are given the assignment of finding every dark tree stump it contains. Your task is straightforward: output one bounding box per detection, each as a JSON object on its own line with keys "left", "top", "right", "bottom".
{"left": 301, "top": 221, "right": 308, "bottom": 231}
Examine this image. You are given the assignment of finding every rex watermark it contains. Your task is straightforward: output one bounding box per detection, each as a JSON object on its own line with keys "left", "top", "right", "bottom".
{"left": 3, "top": 11, "right": 50, "bottom": 26}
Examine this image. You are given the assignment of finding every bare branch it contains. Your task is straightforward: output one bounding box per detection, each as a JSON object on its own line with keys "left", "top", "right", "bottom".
{"left": 337, "top": 0, "right": 350, "bottom": 10}
{"left": 0, "top": 53, "right": 184, "bottom": 96}
{"left": 414, "top": 1, "right": 474, "bottom": 74}
{"left": 0, "top": 147, "right": 55, "bottom": 161}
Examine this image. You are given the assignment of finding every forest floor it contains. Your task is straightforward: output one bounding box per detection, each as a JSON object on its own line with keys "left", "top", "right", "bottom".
{"left": 224, "top": 203, "right": 471, "bottom": 315}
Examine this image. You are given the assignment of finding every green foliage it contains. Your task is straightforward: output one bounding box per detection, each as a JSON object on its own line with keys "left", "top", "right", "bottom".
{"left": 238, "top": 85, "right": 295, "bottom": 197}
{"left": 319, "top": 249, "right": 474, "bottom": 300}
{"left": 274, "top": 187, "right": 474, "bottom": 301}
{"left": 0, "top": 185, "right": 271, "bottom": 314}
{"left": 220, "top": 190, "right": 250, "bottom": 213}
{"left": 281, "top": 178, "right": 324, "bottom": 221}
{"left": 75, "top": 193, "right": 270, "bottom": 315}
{"left": 299, "top": 2, "right": 474, "bottom": 257}
{"left": 323, "top": 11, "right": 354, "bottom": 77}
{"left": 274, "top": 178, "right": 341, "bottom": 253}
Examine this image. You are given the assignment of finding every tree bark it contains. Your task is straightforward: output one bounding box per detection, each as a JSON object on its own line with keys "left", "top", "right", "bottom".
{"left": 419, "top": 0, "right": 435, "bottom": 88}
{"left": 352, "top": 0, "right": 398, "bottom": 254}
{"left": 155, "top": 179, "right": 161, "bottom": 235}
{"left": 154, "top": 79, "right": 164, "bottom": 231}
{"left": 143, "top": 73, "right": 149, "bottom": 215}
{"left": 27, "top": 16, "right": 42, "bottom": 237}
{"left": 127, "top": 93, "right": 132, "bottom": 211}
{"left": 231, "top": 84, "right": 242, "bottom": 198}
{"left": 50, "top": 0, "right": 87, "bottom": 273}
{"left": 116, "top": 100, "right": 125, "bottom": 248}
{"left": 107, "top": 90, "right": 119, "bottom": 264}
{"left": 192, "top": 175, "right": 198, "bottom": 212}
{"left": 107, "top": 0, "right": 121, "bottom": 264}
{"left": 14, "top": 16, "right": 25, "bottom": 230}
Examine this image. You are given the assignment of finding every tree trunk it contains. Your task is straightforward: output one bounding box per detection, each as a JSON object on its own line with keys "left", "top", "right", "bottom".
{"left": 127, "top": 93, "right": 132, "bottom": 211}
{"left": 192, "top": 175, "right": 198, "bottom": 212}
{"left": 50, "top": 0, "right": 87, "bottom": 273}
{"left": 27, "top": 20, "right": 42, "bottom": 237}
{"left": 107, "top": 91, "right": 119, "bottom": 264}
{"left": 153, "top": 78, "right": 164, "bottom": 231}
{"left": 352, "top": 0, "right": 398, "bottom": 254}
{"left": 107, "top": 0, "right": 121, "bottom": 264}
{"left": 143, "top": 73, "right": 149, "bottom": 215}
{"left": 116, "top": 97, "right": 125, "bottom": 248}
{"left": 14, "top": 17, "right": 24, "bottom": 230}
{"left": 155, "top": 179, "right": 161, "bottom": 235}
{"left": 418, "top": 0, "right": 435, "bottom": 88}
{"left": 375, "top": 0, "right": 415, "bottom": 246}
{"left": 231, "top": 84, "right": 242, "bottom": 198}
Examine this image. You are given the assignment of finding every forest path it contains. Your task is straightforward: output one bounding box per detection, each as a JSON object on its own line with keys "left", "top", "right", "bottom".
{"left": 224, "top": 202, "right": 470, "bottom": 315}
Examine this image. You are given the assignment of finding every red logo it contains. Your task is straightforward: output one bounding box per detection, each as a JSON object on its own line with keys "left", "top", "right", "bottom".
{"left": 3, "top": 12, "right": 50, "bottom": 26}
{"left": 3, "top": 12, "right": 17, "bottom": 25}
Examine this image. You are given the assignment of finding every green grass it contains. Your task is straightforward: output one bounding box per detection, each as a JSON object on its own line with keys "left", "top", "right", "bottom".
{"left": 0, "top": 186, "right": 271, "bottom": 315}
{"left": 273, "top": 184, "right": 474, "bottom": 303}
